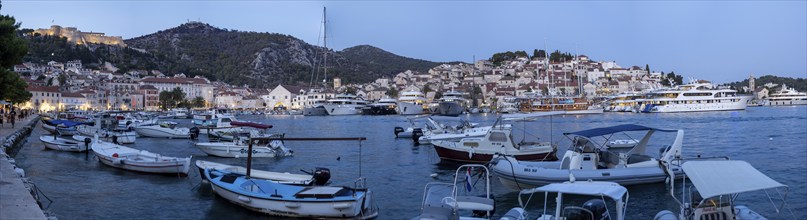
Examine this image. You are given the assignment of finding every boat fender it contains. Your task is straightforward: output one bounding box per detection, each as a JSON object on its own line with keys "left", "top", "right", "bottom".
{"left": 112, "top": 153, "right": 119, "bottom": 158}
{"left": 112, "top": 158, "right": 124, "bottom": 165}
{"left": 237, "top": 195, "right": 251, "bottom": 203}
{"left": 284, "top": 202, "right": 300, "bottom": 208}
{"left": 333, "top": 202, "right": 353, "bottom": 210}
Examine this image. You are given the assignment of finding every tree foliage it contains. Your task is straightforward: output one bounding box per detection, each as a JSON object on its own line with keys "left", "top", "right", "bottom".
{"left": 723, "top": 75, "right": 807, "bottom": 92}
{"left": 158, "top": 87, "right": 186, "bottom": 110}
{"left": 660, "top": 72, "right": 684, "bottom": 86}
{"left": 490, "top": 50, "right": 528, "bottom": 65}
{"left": 549, "top": 50, "right": 574, "bottom": 63}
{"left": 533, "top": 49, "right": 546, "bottom": 59}
{"left": 191, "top": 96, "right": 205, "bottom": 108}
{"left": 0, "top": 5, "right": 32, "bottom": 104}
{"left": 386, "top": 87, "right": 399, "bottom": 98}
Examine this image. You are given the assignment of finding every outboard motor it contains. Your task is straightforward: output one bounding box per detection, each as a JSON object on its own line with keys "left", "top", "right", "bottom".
{"left": 582, "top": 199, "right": 610, "bottom": 220}
{"left": 393, "top": 127, "right": 404, "bottom": 138}
{"left": 189, "top": 127, "right": 200, "bottom": 140}
{"left": 411, "top": 128, "right": 424, "bottom": 145}
{"left": 83, "top": 137, "right": 92, "bottom": 149}
{"left": 312, "top": 167, "right": 331, "bottom": 186}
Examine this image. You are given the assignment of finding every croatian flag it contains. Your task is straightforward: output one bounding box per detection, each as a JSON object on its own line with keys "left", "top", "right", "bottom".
{"left": 465, "top": 168, "right": 473, "bottom": 192}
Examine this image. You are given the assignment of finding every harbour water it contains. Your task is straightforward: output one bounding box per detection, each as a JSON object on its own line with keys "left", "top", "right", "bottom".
{"left": 13, "top": 106, "right": 807, "bottom": 219}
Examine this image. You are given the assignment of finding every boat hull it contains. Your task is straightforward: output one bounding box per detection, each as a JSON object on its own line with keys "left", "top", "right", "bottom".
{"left": 323, "top": 105, "right": 364, "bottom": 116}
{"left": 195, "top": 143, "right": 283, "bottom": 158}
{"left": 92, "top": 142, "right": 191, "bottom": 175}
{"left": 765, "top": 99, "right": 807, "bottom": 106}
{"left": 489, "top": 157, "right": 683, "bottom": 190}
{"left": 433, "top": 145, "right": 556, "bottom": 163}
{"left": 437, "top": 102, "right": 464, "bottom": 116}
{"left": 206, "top": 170, "right": 378, "bottom": 219}
{"left": 39, "top": 136, "right": 87, "bottom": 152}
{"left": 303, "top": 106, "right": 329, "bottom": 116}
{"left": 134, "top": 126, "right": 190, "bottom": 138}
{"left": 78, "top": 128, "right": 137, "bottom": 144}
{"left": 396, "top": 102, "right": 426, "bottom": 115}
{"left": 361, "top": 106, "right": 398, "bottom": 115}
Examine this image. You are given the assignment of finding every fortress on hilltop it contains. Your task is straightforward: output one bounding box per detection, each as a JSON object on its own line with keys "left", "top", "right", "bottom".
{"left": 33, "top": 25, "right": 126, "bottom": 47}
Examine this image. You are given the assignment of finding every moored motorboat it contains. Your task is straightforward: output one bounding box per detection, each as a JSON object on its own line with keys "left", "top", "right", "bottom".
{"left": 436, "top": 91, "right": 468, "bottom": 116}
{"left": 654, "top": 160, "right": 790, "bottom": 220}
{"left": 195, "top": 122, "right": 292, "bottom": 158}
{"left": 205, "top": 168, "right": 378, "bottom": 219}
{"left": 195, "top": 160, "right": 330, "bottom": 186}
{"left": 490, "top": 124, "right": 684, "bottom": 190}
{"left": 39, "top": 135, "right": 88, "bottom": 152}
{"left": 91, "top": 139, "right": 191, "bottom": 175}
{"left": 500, "top": 180, "right": 630, "bottom": 220}
{"left": 415, "top": 164, "right": 495, "bottom": 219}
{"left": 134, "top": 121, "right": 191, "bottom": 138}
{"left": 397, "top": 90, "right": 428, "bottom": 115}
{"left": 361, "top": 98, "right": 398, "bottom": 115}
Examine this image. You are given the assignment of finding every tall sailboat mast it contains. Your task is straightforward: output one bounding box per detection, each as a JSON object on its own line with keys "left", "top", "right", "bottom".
{"left": 322, "top": 7, "right": 328, "bottom": 89}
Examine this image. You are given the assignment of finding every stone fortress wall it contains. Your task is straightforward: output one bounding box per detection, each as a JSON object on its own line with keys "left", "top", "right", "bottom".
{"left": 33, "top": 25, "right": 126, "bottom": 47}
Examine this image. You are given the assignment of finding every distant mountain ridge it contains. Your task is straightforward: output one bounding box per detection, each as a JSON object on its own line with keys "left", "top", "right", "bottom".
{"left": 124, "top": 22, "right": 443, "bottom": 88}
{"left": 23, "top": 22, "right": 445, "bottom": 88}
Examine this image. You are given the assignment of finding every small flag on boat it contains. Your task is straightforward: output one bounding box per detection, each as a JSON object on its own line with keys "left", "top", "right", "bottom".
{"left": 465, "top": 168, "right": 472, "bottom": 192}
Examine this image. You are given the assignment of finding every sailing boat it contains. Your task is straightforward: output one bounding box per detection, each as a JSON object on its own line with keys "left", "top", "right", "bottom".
{"left": 303, "top": 7, "right": 332, "bottom": 116}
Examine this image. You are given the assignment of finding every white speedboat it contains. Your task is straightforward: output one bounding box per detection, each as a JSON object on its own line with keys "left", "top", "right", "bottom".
{"left": 397, "top": 90, "right": 428, "bottom": 115}
{"left": 431, "top": 124, "right": 555, "bottom": 163}
{"left": 412, "top": 116, "right": 480, "bottom": 144}
{"left": 322, "top": 94, "right": 368, "bottom": 116}
{"left": 39, "top": 135, "right": 87, "bottom": 152}
{"left": 764, "top": 83, "right": 807, "bottom": 106}
{"left": 415, "top": 164, "right": 495, "bottom": 219}
{"left": 78, "top": 115, "right": 137, "bottom": 144}
{"left": 134, "top": 121, "right": 191, "bottom": 139}
{"left": 194, "top": 137, "right": 292, "bottom": 158}
{"left": 639, "top": 82, "right": 751, "bottom": 113}
{"left": 91, "top": 139, "right": 191, "bottom": 175}
{"left": 195, "top": 160, "right": 330, "bottom": 186}
{"left": 500, "top": 180, "right": 629, "bottom": 220}
{"left": 655, "top": 160, "right": 790, "bottom": 220}
{"left": 490, "top": 124, "right": 684, "bottom": 190}
{"left": 204, "top": 168, "right": 378, "bottom": 219}
{"left": 606, "top": 139, "right": 638, "bottom": 149}
{"left": 170, "top": 108, "right": 190, "bottom": 119}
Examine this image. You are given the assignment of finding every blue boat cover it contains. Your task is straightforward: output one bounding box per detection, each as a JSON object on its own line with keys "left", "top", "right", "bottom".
{"left": 563, "top": 124, "right": 676, "bottom": 137}
{"left": 47, "top": 120, "right": 91, "bottom": 127}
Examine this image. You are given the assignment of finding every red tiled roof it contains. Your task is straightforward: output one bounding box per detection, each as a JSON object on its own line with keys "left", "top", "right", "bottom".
{"left": 139, "top": 85, "right": 157, "bottom": 90}
{"left": 27, "top": 84, "right": 60, "bottom": 92}
{"left": 141, "top": 77, "right": 209, "bottom": 84}
{"left": 61, "top": 92, "right": 85, "bottom": 98}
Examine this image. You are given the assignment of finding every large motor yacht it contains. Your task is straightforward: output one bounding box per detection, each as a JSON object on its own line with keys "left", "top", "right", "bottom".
{"left": 638, "top": 82, "right": 750, "bottom": 113}
{"left": 436, "top": 91, "right": 468, "bottom": 116}
{"left": 361, "top": 98, "right": 398, "bottom": 115}
{"left": 396, "top": 91, "right": 428, "bottom": 115}
{"left": 764, "top": 84, "right": 807, "bottom": 106}
{"left": 321, "top": 94, "right": 367, "bottom": 116}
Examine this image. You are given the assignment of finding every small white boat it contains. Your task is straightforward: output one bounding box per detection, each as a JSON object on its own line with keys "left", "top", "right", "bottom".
{"left": 490, "top": 124, "right": 685, "bottom": 190}
{"left": 39, "top": 135, "right": 87, "bottom": 152}
{"left": 194, "top": 139, "right": 291, "bottom": 158}
{"left": 417, "top": 124, "right": 501, "bottom": 145}
{"left": 134, "top": 121, "right": 191, "bottom": 139}
{"left": 415, "top": 164, "right": 495, "bottom": 219}
{"left": 78, "top": 115, "right": 137, "bottom": 144}
{"left": 91, "top": 139, "right": 191, "bottom": 175}
{"left": 654, "top": 160, "right": 790, "bottom": 220}
{"left": 204, "top": 169, "right": 378, "bottom": 219}
{"left": 195, "top": 160, "right": 329, "bottom": 186}
{"left": 500, "top": 180, "right": 629, "bottom": 220}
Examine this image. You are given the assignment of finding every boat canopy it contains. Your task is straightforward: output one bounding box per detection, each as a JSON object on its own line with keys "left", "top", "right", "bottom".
{"left": 520, "top": 181, "right": 628, "bottom": 202}
{"left": 683, "top": 160, "right": 786, "bottom": 200}
{"left": 230, "top": 121, "right": 272, "bottom": 129}
{"left": 46, "top": 120, "right": 91, "bottom": 127}
{"left": 563, "top": 124, "right": 677, "bottom": 138}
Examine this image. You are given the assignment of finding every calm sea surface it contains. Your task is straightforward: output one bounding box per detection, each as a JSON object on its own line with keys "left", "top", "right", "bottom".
{"left": 14, "top": 106, "right": 807, "bottom": 219}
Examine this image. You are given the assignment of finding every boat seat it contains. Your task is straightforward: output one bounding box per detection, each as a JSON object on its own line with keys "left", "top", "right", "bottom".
{"left": 295, "top": 186, "right": 353, "bottom": 199}
{"left": 220, "top": 173, "right": 241, "bottom": 184}
{"left": 419, "top": 205, "right": 454, "bottom": 220}
{"left": 627, "top": 154, "right": 653, "bottom": 164}
{"left": 453, "top": 196, "right": 494, "bottom": 211}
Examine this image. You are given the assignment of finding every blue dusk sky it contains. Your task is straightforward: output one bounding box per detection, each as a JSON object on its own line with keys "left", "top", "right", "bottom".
{"left": 3, "top": 1, "right": 806, "bottom": 83}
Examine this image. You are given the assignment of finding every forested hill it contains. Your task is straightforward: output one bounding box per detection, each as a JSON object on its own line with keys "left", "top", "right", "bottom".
{"left": 724, "top": 75, "right": 807, "bottom": 92}
{"left": 21, "top": 22, "right": 444, "bottom": 88}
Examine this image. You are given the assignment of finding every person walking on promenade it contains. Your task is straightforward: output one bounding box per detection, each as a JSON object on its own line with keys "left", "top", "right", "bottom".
{"left": 10, "top": 109, "right": 16, "bottom": 128}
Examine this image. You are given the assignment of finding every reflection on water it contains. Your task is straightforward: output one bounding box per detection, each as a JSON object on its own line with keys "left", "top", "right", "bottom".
{"left": 13, "top": 106, "right": 807, "bottom": 219}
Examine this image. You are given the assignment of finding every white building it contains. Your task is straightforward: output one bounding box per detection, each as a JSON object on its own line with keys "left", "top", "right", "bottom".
{"left": 140, "top": 76, "right": 215, "bottom": 104}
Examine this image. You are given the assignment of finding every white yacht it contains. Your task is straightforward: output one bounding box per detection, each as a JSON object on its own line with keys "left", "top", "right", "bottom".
{"left": 302, "top": 90, "right": 331, "bottom": 116}
{"left": 638, "top": 82, "right": 750, "bottom": 113}
{"left": 361, "top": 98, "right": 398, "bottom": 115}
{"left": 605, "top": 93, "right": 644, "bottom": 112}
{"left": 322, "top": 94, "right": 367, "bottom": 116}
{"left": 396, "top": 91, "right": 428, "bottom": 115}
{"left": 764, "top": 84, "right": 807, "bottom": 106}
{"left": 437, "top": 91, "right": 468, "bottom": 116}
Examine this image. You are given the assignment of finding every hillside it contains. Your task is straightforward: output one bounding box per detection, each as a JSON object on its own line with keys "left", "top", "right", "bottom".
{"left": 21, "top": 22, "right": 444, "bottom": 88}
{"left": 723, "top": 75, "right": 807, "bottom": 92}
